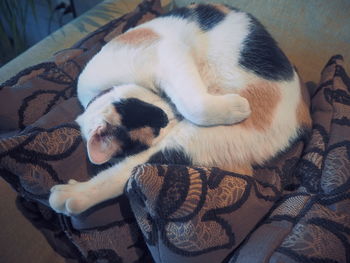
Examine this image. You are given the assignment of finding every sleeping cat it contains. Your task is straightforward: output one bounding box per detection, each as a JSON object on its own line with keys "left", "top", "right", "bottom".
{"left": 49, "top": 3, "right": 311, "bottom": 215}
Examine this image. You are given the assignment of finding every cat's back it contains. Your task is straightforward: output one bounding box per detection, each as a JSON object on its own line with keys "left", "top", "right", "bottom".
{"left": 142, "top": 4, "right": 249, "bottom": 46}
{"left": 143, "top": 4, "right": 294, "bottom": 84}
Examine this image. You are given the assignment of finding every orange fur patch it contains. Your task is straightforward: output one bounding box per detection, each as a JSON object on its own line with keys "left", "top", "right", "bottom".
{"left": 239, "top": 82, "right": 281, "bottom": 131}
{"left": 114, "top": 28, "right": 160, "bottom": 47}
{"left": 129, "top": 127, "right": 155, "bottom": 146}
{"left": 297, "top": 79, "right": 312, "bottom": 128}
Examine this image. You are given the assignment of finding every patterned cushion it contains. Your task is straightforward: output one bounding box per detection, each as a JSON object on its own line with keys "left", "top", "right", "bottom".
{"left": 0, "top": 0, "right": 162, "bottom": 262}
{"left": 126, "top": 122, "right": 306, "bottom": 262}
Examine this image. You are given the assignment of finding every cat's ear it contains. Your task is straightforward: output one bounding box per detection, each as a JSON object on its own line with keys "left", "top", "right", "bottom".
{"left": 86, "top": 125, "right": 120, "bottom": 164}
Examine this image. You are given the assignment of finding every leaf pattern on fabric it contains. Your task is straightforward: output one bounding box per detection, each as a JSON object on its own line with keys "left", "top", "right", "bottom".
{"left": 128, "top": 163, "right": 287, "bottom": 257}
{"left": 267, "top": 55, "right": 350, "bottom": 263}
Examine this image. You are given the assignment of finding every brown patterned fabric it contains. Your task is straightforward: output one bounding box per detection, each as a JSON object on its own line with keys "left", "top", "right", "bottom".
{"left": 0, "top": 1, "right": 162, "bottom": 262}
{"left": 1, "top": 1, "right": 349, "bottom": 262}
{"left": 126, "top": 127, "right": 306, "bottom": 262}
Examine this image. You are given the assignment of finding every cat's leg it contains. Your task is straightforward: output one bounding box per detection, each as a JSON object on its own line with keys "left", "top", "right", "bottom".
{"left": 157, "top": 41, "right": 251, "bottom": 126}
{"left": 49, "top": 148, "right": 156, "bottom": 215}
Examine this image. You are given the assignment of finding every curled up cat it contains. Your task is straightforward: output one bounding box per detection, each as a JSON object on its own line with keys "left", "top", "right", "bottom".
{"left": 49, "top": 3, "right": 311, "bottom": 216}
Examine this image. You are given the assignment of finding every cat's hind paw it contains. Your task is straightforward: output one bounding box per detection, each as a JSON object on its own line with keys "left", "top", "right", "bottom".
{"left": 49, "top": 182, "right": 93, "bottom": 216}
{"left": 188, "top": 94, "right": 251, "bottom": 126}
{"left": 223, "top": 94, "right": 251, "bottom": 124}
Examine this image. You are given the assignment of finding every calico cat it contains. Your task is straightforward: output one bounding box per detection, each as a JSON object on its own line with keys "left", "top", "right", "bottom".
{"left": 49, "top": 3, "right": 311, "bottom": 215}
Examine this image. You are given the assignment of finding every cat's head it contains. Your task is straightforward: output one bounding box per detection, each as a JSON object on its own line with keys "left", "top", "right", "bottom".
{"left": 76, "top": 85, "right": 169, "bottom": 164}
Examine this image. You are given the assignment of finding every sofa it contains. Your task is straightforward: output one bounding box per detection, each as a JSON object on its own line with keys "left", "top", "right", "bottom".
{"left": 0, "top": 0, "right": 349, "bottom": 262}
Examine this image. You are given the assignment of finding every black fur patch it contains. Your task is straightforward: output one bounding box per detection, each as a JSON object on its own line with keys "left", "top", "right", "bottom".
{"left": 100, "top": 98, "right": 169, "bottom": 158}
{"left": 148, "top": 148, "right": 192, "bottom": 165}
{"left": 194, "top": 4, "right": 226, "bottom": 31}
{"left": 113, "top": 98, "right": 169, "bottom": 131}
{"left": 239, "top": 15, "right": 294, "bottom": 81}
{"left": 162, "top": 4, "right": 225, "bottom": 31}
{"left": 118, "top": 140, "right": 149, "bottom": 158}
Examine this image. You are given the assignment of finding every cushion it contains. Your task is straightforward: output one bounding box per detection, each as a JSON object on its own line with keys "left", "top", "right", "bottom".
{"left": 126, "top": 126, "right": 306, "bottom": 262}
{"left": 0, "top": 0, "right": 162, "bottom": 262}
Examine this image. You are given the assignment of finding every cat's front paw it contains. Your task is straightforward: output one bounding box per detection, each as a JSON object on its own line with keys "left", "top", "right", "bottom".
{"left": 49, "top": 181, "right": 94, "bottom": 216}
